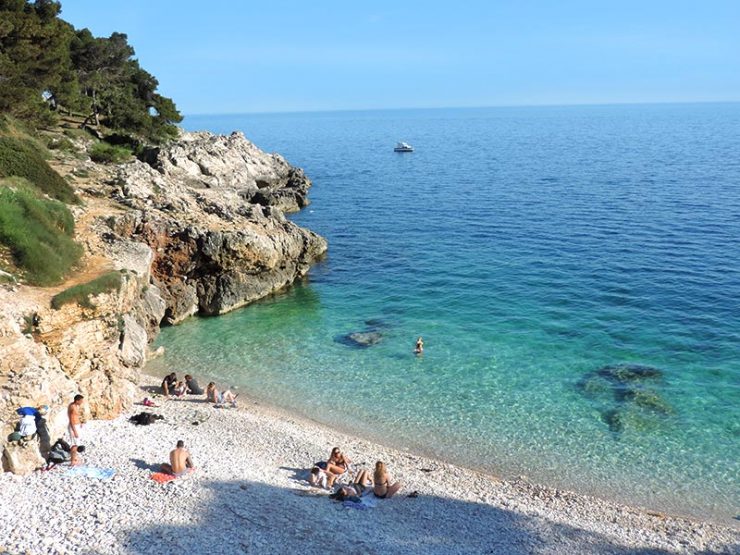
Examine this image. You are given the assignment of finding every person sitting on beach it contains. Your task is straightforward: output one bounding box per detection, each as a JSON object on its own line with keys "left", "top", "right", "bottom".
{"left": 161, "top": 373, "right": 177, "bottom": 397}
{"left": 308, "top": 466, "right": 331, "bottom": 489}
{"left": 326, "top": 447, "right": 351, "bottom": 478}
{"left": 373, "top": 461, "right": 402, "bottom": 498}
{"left": 185, "top": 374, "right": 204, "bottom": 395}
{"left": 415, "top": 336, "right": 424, "bottom": 354}
{"left": 205, "top": 382, "right": 238, "bottom": 407}
{"left": 161, "top": 440, "right": 194, "bottom": 477}
{"left": 329, "top": 468, "right": 374, "bottom": 501}
{"left": 173, "top": 381, "right": 189, "bottom": 398}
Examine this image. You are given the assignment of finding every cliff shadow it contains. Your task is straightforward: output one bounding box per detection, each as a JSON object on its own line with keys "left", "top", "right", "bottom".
{"left": 118, "top": 478, "right": 681, "bottom": 555}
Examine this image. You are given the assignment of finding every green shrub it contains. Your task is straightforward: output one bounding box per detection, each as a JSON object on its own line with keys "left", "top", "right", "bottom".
{"left": 0, "top": 178, "right": 83, "bottom": 285}
{"left": 0, "top": 137, "right": 79, "bottom": 204}
{"left": 63, "top": 128, "right": 90, "bottom": 140}
{"left": 47, "top": 136, "right": 76, "bottom": 152}
{"left": 51, "top": 270, "right": 124, "bottom": 309}
{"left": 88, "top": 142, "right": 131, "bottom": 164}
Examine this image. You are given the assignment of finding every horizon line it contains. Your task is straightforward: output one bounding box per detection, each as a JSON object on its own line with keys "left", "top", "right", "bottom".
{"left": 183, "top": 99, "right": 740, "bottom": 118}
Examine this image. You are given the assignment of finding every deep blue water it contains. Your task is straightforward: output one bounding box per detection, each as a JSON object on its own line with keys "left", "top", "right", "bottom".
{"left": 149, "top": 104, "right": 740, "bottom": 522}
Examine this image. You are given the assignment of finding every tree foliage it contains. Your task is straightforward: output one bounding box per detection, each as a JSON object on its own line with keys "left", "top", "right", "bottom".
{"left": 0, "top": 0, "right": 182, "bottom": 144}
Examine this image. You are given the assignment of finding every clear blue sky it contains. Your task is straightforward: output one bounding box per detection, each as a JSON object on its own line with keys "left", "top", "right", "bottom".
{"left": 59, "top": 0, "right": 740, "bottom": 115}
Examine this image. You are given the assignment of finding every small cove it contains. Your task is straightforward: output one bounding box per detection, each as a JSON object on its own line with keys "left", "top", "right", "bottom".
{"left": 149, "top": 104, "right": 740, "bottom": 523}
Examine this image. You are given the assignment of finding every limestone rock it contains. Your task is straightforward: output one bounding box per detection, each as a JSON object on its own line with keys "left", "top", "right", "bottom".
{"left": 118, "top": 314, "right": 147, "bottom": 368}
{"left": 2, "top": 438, "right": 46, "bottom": 475}
{"left": 139, "top": 131, "right": 312, "bottom": 213}
{"left": 113, "top": 130, "right": 327, "bottom": 320}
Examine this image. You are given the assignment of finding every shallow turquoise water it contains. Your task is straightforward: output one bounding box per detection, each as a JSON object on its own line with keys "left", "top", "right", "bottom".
{"left": 150, "top": 104, "right": 740, "bottom": 522}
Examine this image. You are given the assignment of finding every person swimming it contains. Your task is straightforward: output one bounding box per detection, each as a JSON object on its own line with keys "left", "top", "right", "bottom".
{"left": 415, "top": 336, "right": 424, "bottom": 354}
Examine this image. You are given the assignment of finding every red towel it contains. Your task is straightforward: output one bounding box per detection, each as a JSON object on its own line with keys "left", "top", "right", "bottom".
{"left": 150, "top": 472, "right": 177, "bottom": 483}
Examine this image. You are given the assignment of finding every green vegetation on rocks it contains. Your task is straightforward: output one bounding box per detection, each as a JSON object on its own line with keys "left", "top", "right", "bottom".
{"left": 0, "top": 136, "right": 78, "bottom": 203}
{"left": 0, "top": 0, "right": 182, "bottom": 144}
{"left": 51, "top": 270, "right": 124, "bottom": 309}
{"left": 88, "top": 142, "right": 132, "bottom": 164}
{"left": 0, "top": 177, "right": 82, "bottom": 285}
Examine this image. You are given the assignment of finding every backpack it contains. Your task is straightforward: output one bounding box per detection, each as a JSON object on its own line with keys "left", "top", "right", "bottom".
{"left": 48, "top": 439, "right": 71, "bottom": 463}
{"left": 129, "top": 412, "right": 164, "bottom": 426}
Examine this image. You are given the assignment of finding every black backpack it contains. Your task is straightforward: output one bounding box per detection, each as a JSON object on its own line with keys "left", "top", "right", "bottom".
{"left": 48, "top": 439, "right": 71, "bottom": 463}
{"left": 129, "top": 412, "right": 164, "bottom": 426}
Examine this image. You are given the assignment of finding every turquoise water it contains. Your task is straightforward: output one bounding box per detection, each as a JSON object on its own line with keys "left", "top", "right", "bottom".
{"left": 150, "top": 104, "right": 740, "bottom": 522}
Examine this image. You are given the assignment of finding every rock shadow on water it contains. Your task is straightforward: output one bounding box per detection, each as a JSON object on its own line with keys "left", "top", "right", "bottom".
{"left": 122, "top": 479, "right": 677, "bottom": 555}
{"left": 577, "top": 364, "right": 673, "bottom": 437}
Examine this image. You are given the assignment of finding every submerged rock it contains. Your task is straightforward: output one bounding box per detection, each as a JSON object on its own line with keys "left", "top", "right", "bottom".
{"left": 601, "top": 409, "right": 624, "bottom": 434}
{"left": 343, "top": 331, "right": 383, "bottom": 347}
{"left": 597, "top": 364, "right": 663, "bottom": 383}
{"left": 578, "top": 363, "right": 672, "bottom": 436}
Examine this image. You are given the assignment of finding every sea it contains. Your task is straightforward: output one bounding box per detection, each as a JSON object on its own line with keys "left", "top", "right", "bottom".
{"left": 147, "top": 103, "right": 740, "bottom": 523}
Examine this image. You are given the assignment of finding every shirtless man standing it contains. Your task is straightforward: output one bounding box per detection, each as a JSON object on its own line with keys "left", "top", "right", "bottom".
{"left": 67, "top": 394, "right": 85, "bottom": 466}
{"left": 161, "top": 440, "right": 194, "bottom": 476}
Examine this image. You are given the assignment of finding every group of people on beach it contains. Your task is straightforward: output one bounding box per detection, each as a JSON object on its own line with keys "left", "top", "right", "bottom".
{"left": 160, "top": 373, "right": 238, "bottom": 408}
{"left": 309, "top": 446, "right": 402, "bottom": 501}
{"left": 49, "top": 374, "right": 403, "bottom": 498}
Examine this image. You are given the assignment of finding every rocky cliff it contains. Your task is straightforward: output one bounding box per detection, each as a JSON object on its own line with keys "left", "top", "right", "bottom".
{"left": 0, "top": 130, "right": 327, "bottom": 472}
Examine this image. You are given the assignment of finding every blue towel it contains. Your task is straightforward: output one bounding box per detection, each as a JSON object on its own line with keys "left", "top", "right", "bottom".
{"left": 342, "top": 496, "right": 377, "bottom": 510}
{"left": 66, "top": 466, "right": 116, "bottom": 480}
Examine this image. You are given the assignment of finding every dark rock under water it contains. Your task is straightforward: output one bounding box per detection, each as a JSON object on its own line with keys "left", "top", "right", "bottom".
{"left": 578, "top": 363, "right": 672, "bottom": 437}
{"left": 336, "top": 330, "right": 384, "bottom": 348}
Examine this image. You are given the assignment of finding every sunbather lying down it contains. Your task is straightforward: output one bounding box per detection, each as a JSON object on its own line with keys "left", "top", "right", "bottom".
{"left": 329, "top": 468, "right": 374, "bottom": 501}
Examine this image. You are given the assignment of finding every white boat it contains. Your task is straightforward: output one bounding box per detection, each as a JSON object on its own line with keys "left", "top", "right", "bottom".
{"left": 394, "top": 141, "right": 414, "bottom": 152}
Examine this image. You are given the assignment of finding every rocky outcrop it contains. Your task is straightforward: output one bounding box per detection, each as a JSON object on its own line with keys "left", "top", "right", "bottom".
{"left": 139, "top": 131, "right": 313, "bottom": 213}
{"left": 110, "top": 130, "right": 327, "bottom": 322}
{"left": 0, "top": 129, "right": 326, "bottom": 472}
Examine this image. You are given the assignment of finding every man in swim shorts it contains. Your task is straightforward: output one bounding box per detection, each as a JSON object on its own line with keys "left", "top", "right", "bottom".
{"left": 67, "top": 394, "right": 85, "bottom": 465}
{"left": 161, "top": 440, "right": 194, "bottom": 476}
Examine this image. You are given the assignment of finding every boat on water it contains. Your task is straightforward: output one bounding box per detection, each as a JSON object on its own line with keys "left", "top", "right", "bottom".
{"left": 394, "top": 141, "right": 414, "bottom": 152}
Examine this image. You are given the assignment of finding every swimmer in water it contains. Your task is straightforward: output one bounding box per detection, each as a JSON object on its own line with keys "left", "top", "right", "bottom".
{"left": 415, "top": 336, "right": 424, "bottom": 354}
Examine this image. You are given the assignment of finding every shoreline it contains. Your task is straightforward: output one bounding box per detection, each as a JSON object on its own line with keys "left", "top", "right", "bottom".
{"left": 145, "top": 358, "right": 737, "bottom": 528}
{"left": 2, "top": 374, "right": 736, "bottom": 554}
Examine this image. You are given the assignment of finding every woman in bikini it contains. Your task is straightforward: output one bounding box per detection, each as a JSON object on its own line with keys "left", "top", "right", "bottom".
{"left": 329, "top": 468, "right": 374, "bottom": 501}
{"left": 205, "top": 382, "right": 238, "bottom": 406}
{"left": 326, "top": 447, "right": 351, "bottom": 478}
{"left": 373, "top": 461, "right": 402, "bottom": 498}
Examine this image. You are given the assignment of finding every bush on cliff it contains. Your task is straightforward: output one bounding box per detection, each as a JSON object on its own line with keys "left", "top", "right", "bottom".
{"left": 88, "top": 142, "right": 132, "bottom": 164}
{"left": 51, "top": 270, "right": 124, "bottom": 309}
{"left": 0, "top": 178, "right": 83, "bottom": 285}
{"left": 0, "top": 136, "right": 79, "bottom": 204}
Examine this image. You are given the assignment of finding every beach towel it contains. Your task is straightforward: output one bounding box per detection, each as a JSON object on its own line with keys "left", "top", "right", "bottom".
{"left": 342, "top": 496, "right": 377, "bottom": 510}
{"left": 150, "top": 472, "right": 178, "bottom": 484}
{"left": 66, "top": 466, "right": 116, "bottom": 480}
{"left": 150, "top": 468, "right": 194, "bottom": 483}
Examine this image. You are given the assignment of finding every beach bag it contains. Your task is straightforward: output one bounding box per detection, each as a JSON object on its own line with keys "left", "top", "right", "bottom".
{"left": 18, "top": 415, "right": 37, "bottom": 437}
{"left": 48, "top": 440, "right": 71, "bottom": 463}
{"left": 129, "top": 412, "right": 163, "bottom": 426}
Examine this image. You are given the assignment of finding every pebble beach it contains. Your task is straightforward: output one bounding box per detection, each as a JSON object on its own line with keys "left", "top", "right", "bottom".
{"left": 0, "top": 375, "right": 737, "bottom": 555}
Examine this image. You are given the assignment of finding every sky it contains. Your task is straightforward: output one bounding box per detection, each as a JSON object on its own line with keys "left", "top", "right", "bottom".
{"left": 58, "top": 0, "right": 740, "bottom": 115}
